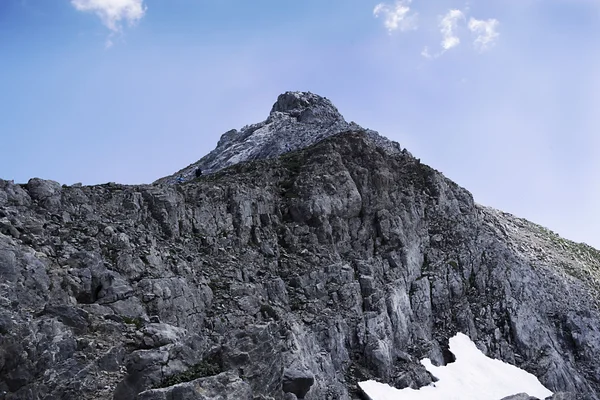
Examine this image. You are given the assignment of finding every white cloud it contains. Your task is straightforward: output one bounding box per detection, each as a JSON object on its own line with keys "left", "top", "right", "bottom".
{"left": 421, "top": 10, "right": 499, "bottom": 59}
{"left": 468, "top": 17, "right": 500, "bottom": 52}
{"left": 421, "top": 46, "right": 433, "bottom": 59}
{"left": 440, "top": 9, "right": 465, "bottom": 51}
{"left": 373, "top": 0, "right": 419, "bottom": 33}
{"left": 372, "top": 2, "right": 499, "bottom": 58}
{"left": 71, "top": 0, "right": 146, "bottom": 32}
{"left": 419, "top": 9, "right": 465, "bottom": 59}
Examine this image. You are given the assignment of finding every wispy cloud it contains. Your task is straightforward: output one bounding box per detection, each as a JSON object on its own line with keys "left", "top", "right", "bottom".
{"left": 372, "top": 1, "right": 500, "bottom": 58}
{"left": 421, "top": 46, "right": 433, "bottom": 59}
{"left": 373, "top": 0, "right": 419, "bottom": 33}
{"left": 419, "top": 9, "right": 465, "bottom": 59}
{"left": 71, "top": 0, "right": 146, "bottom": 33}
{"left": 421, "top": 10, "right": 499, "bottom": 58}
{"left": 440, "top": 9, "right": 465, "bottom": 51}
{"left": 468, "top": 17, "right": 500, "bottom": 52}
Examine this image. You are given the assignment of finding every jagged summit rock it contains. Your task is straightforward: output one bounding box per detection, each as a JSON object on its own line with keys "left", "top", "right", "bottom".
{"left": 269, "top": 91, "right": 344, "bottom": 123}
{"left": 154, "top": 91, "right": 402, "bottom": 184}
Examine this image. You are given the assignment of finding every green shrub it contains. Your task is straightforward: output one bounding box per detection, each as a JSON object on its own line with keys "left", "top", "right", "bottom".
{"left": 155, "top": 354, "right": 223, "bottom": 388}
{"left": 122, "top": 316, "right": 143, "bottom": 330}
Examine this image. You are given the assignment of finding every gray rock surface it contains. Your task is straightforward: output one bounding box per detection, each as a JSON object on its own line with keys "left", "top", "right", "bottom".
{"left": 154, "top": 91, "right": 403, "bottom": 184}
{"left": 282, "top": 365, "right": 314, "bottom": 398}
{"left": 549, "top": 393, "right": 577, "bottom": 400}
{"left": 137, "top": 372, "right": 252, "bottom": 400}
{"left": 1, "top": 94, "right": 600, "bottom": 400}
{"left": 502, "top": 393, "right": 579, "bottom": 400}
{"left": 501, "top": 394, "right": 539, "bottom": 400}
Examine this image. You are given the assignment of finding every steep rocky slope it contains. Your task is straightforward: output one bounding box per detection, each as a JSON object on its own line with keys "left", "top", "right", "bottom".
{"left": 1, "top": 94, "right": 599, "bottom": 400}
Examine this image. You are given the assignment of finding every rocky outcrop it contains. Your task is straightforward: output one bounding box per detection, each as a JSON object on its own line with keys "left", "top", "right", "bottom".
{"left": 137, "top": 372, "right": 252, "bottom": 400}
{"left": 502, "top": 393, "right": 577, "bottom": 400}
{"left": 501, "top": 394, "right": 539, "bottom": 400}
{"left": 282, "top": 366, "right": 315, "bottom": 399}
{"left": 1, "top": 94, "right": 600, "bottom": 400}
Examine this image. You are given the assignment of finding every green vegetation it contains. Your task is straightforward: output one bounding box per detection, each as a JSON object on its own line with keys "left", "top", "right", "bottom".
{"left": 208, "top": 277, "right": 228, "bottom": 293}
{"left": 530, "top": 222, "right": 600, "bottom": 287}
{"left": 155, "top": 355, "right": 223, "bottom": 388}
{"left": 280, "top": 178, "right": 299, "bottom": 199}
{"left": 278, "top": 152, "right": 306, "bottom": 199}
{"left": 280, "top": 153, "right": 304, "bottom": 175}
{"left": 534, "top": 224, "right": 600, "bottom": 264}
{"left": 421, "top": 254, "right": 431, "bottom": 271}
{"left": 122, "top": 316, "right": 143, "bottom": 330}
{"left": 468, "top": 272, "right": 477, "bottom": 289}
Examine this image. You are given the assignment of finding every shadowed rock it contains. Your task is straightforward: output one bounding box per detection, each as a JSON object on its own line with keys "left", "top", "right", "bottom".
{"left": 282, "top": 366, "right": 315, "bottom": 399}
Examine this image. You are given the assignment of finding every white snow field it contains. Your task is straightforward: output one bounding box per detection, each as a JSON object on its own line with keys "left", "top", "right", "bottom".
{"left": 358, "top": 333, "right": 553, "bottom": 400}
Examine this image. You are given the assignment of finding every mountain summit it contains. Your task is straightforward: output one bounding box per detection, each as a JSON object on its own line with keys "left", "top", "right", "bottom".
{"left": 155, "top": 91, "right": 401, "bottom": 184}
{"left": 269, "top": 91, "right": 344, "bottom": 122}
{"left": 1, "top": 93, "right": 600, "bottom": 400}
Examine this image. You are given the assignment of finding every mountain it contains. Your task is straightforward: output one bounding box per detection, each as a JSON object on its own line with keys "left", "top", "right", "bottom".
{"left": 1, "top": 93, "right": 599, "bottom": 400}
{"left": 154, "top": 91, "right": 403, "bottom": 185}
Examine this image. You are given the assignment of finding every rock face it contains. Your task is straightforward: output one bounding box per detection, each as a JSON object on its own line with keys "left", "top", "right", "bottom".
{"left": 137, "top": 372, "right": 253, "bottom": 400}
{"left": 501, "top": 394, "right": 539, "bottom": 400}
{"left": 154, "top": 91, "right": 402, "bottom": 184}
{"left": 1, "top": 93, "right": 600, "bottom": 400}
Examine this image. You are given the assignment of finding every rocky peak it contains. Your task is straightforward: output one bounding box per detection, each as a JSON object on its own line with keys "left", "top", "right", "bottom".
{"left": 154, "top": 91, "right": 400, "bottom": 185}
{"left": 269, "top": 91, "right": 344, "bottom": 123}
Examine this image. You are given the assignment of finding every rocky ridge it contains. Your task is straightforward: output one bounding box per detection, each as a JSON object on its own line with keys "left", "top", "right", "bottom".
{"left": 1, "top": 93, "right": 599, "bottom": 400}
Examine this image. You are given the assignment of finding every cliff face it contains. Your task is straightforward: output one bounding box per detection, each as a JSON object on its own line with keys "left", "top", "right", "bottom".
{"left": 1, "top": 95, "right": 600, "bottom": 400}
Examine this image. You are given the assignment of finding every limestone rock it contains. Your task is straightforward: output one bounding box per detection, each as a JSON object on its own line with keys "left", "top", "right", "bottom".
{"left": 282, "top": 366, "right": 315, "bottom": 399}
{"left": 501, "top": 394, "right": 539, "bottom": 400}
{"left": 137, "top": 372, "right": 252, "bottom": 400}
{"left": 0, "top": 94, "right": 598, "bottom": 400}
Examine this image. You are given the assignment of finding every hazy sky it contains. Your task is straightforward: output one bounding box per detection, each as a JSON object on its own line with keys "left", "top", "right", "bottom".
{"left": 1, "top": 0, "right": 599, "bottom": 248}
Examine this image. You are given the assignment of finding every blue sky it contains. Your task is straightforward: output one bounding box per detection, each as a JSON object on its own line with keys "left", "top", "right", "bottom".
{"left": 1, "top": 0, "right": 599, "bottom": 248}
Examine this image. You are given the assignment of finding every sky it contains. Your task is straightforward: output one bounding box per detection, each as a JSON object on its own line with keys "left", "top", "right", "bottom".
{"left": 359, "top": 333, "right": 553, "bottom": 400}
{"left": 0, "top": 0, "right": 599, "bottom": 248}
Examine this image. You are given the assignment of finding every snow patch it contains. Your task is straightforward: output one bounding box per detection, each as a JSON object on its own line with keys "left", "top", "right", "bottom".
{"left": 359, "top": 333, "right": 553, "bottom": 400}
